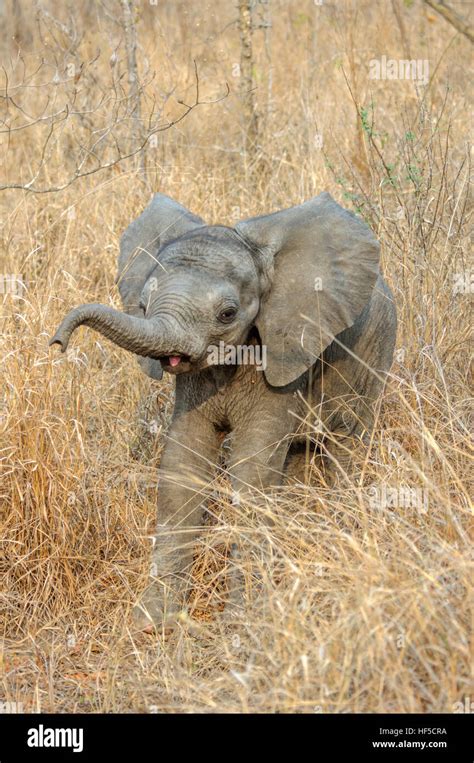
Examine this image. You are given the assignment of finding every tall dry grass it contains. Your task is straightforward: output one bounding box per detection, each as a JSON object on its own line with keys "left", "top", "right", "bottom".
{"left": 0, "top": 0, "right": 472, "bottom": 712}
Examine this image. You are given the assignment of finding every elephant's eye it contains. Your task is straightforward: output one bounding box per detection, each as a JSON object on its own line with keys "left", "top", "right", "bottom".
{"left": 218, "top": 306, "right": 238, "bottom": 324}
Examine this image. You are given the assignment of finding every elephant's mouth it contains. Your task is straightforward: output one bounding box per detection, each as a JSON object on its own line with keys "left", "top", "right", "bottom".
{"left": 157, "top": 352, "right": 192, "bottom": 374}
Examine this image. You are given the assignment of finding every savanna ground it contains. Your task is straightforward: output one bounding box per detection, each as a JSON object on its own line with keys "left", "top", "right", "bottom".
{"left": 0, "top": 0, "right": 472, "bottom": 713}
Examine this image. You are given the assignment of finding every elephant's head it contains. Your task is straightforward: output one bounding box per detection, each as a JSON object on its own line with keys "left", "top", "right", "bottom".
{"left": 50, "top": 192, "right": 380, "bottom": 387}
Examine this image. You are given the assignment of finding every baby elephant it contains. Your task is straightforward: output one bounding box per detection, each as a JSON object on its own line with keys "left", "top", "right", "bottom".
{"left": 50, "top": 193, "right": 397, "bottom": 628}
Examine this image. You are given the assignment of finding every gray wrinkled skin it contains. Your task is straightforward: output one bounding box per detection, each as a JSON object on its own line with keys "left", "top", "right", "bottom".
{"left": 50, "top": 193, "right": 397, "bottom": 628}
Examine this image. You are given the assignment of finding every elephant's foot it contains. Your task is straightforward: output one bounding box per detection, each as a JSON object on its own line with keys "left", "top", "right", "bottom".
{"left": 132, "top": 582, "right": 187, "bottom": 633}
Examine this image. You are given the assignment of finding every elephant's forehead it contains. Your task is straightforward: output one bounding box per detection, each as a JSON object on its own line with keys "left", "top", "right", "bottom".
{"left": 157, "top": 225, "right": 255, "bottom": 278}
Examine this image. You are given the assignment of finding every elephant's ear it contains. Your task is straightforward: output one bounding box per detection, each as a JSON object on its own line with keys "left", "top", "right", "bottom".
{"left": 117, "top": 193, "right": 205, "bottom": 312}
{"left": 235, "top": 192, "right": 380, "bottom": 387}
{"left": 116, "top": 193, "right": 205, "bottom": 379}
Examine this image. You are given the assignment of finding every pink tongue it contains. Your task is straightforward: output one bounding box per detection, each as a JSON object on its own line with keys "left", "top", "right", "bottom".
{"left": 169, "top": 355, "right": 181, "bottom": 367}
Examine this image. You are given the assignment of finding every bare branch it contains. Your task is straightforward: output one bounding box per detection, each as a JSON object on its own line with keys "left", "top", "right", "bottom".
{"left": 423, "top": 0, "right": 474, "bottom": 44}
{"left": 0, "top": 55, "right": 229, "bottom": 194}
{"left": 0, "top": 28, "right": 229, "bottom": 195}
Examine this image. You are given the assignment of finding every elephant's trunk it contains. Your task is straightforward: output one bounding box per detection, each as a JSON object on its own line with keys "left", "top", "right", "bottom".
{"left": 49, "top": 303, "right": 177, "bottom": 358}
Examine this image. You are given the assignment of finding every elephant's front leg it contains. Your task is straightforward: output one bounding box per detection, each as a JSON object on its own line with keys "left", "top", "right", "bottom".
{"left": 229, "top": 426, "right": 291, "bottom": 507}
{"left": 321, "top": 423, "right": 371, "bottom": 487}
{"left": 134, "top": 412, "right": 220, "bottom": 630}
{"left": 225, "top": 417, "right": 292, "bottom": 613}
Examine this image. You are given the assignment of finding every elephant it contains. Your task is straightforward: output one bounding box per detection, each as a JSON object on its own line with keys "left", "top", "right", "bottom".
{"left": 50, "top": 192, "right": 397, "bottom": 629}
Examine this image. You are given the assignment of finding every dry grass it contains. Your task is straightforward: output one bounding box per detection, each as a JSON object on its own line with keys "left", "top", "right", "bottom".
{"left": 0, "top": 0, "right": 472, "bottom": 713}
